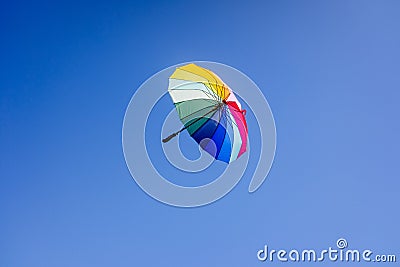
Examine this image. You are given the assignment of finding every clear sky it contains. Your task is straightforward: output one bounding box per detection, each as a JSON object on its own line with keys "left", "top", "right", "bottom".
{"left": 1, "top": 1, "right": 399, "bottom": 266}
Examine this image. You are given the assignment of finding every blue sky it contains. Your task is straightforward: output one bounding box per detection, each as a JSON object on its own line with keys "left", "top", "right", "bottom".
{"left": 1, "top": 1, "right": 399, "bottom": 266}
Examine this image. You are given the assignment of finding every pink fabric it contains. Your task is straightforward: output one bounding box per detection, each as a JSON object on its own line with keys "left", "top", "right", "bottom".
{"left": 227, "top": 101, "right": 248, "bottom": 157}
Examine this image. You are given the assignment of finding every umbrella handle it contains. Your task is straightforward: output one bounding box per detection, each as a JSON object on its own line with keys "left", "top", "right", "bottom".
{"left": 162, "top": 132, "right": 179, "bottom": 143}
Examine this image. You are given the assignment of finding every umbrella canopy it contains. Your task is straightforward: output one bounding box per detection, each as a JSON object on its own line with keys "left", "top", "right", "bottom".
{"left": 163, "top": 63, "right": 248, "bottom": 163}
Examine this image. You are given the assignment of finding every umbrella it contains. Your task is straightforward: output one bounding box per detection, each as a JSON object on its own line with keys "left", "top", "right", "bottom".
{"left": 162, "top": 63, "right": 248, "bottom": 163}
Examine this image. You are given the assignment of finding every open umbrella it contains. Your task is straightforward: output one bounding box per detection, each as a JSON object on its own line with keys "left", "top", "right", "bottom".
{"left": 162, "top": 63, "right": 248, "bottom": 163}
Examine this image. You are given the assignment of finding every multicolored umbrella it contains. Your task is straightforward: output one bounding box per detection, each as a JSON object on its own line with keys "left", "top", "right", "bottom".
{"left": 162, "top": 63, "right": 248, "bottom": 163}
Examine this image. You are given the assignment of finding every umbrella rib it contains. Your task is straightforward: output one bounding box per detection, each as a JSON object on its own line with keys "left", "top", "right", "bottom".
{"left": 177, "top": 103, "right": 220, "bottom": 121}
{"left": 214, "top": 110, "right": 229, "bottom": 160}
{"left": 189, "top": 106, "right": 224, "bottom": 152}
{"left": 169, "top": 87, "right": 218, "bottom": 102}
{"left": 201, "top": 67, "right": 222, "bottom": 97}
{"left": 176, "top": 69, "right": 220, "bottom": 98}
{"left": 207, "top": 82, "right": 222, "bottom": 102}
{"left": 169, "top": 79, "right": 219, "bottom": 101}
{"left": 187, "top": 105, "right": 222, "bottom": 139}
{"left": 174, "top": 68, "right": 222, "bottom": 101}
{"left": 223, "top": 106, "right": 239, "bottom": 128}
{"left": 173, "top": 99, "right": 218, "bottom": 109}
{"left": 202, "top": 67, "right": 226, "bottom": 98}
{"left": 222, "top": 109, "right": 237, "bottom": 130}
{"left": 203, "top": 84, "right": 219, "bottom": 101}
{"left": 162, "top": 104, "right": 222, "bottom": 143}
